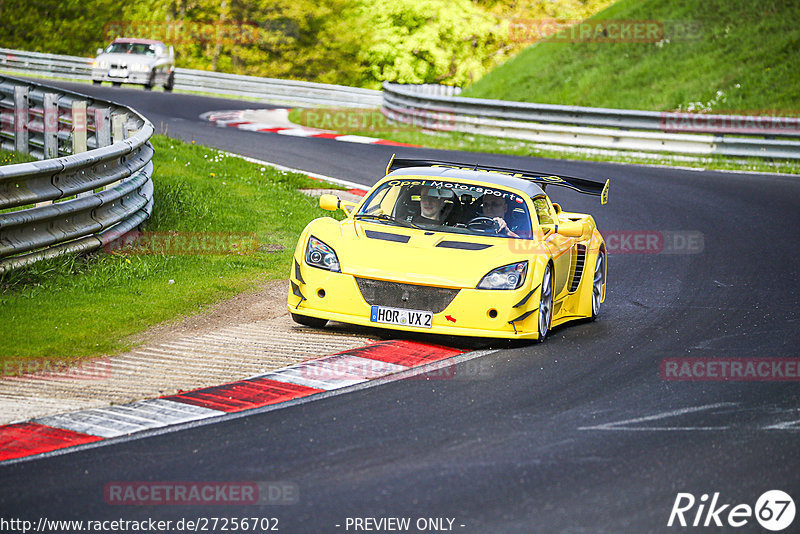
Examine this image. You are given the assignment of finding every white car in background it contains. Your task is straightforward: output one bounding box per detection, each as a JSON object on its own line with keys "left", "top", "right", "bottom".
{"left": 92, "top": 38, "right": 175, "bottom": 91}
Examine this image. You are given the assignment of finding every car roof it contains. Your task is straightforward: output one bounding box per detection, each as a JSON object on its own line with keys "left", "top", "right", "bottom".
{"left": 112, "top": 38, "right": 165, "bottom": 46}
{"left": 386, "top": 166, "right": 546, "bottom": 198}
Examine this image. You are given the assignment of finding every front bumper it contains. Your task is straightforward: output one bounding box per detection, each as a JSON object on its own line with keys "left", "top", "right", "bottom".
{"left": 91, "top": 68, "right": 152, "bottom": 84}
{"left": 288, "top": 261, "right": 543, "bottom": 340}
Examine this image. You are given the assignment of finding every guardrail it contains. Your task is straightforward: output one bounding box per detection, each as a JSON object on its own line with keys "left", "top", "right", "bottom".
{"left": 0, "top": 47, "right": 382, "bottom": 108}
{"left": 382, "top": 83, "right": 800, "bottom": 160}
{"left": 4, "top": 47, "right": 797, "bottom": 160}
{"left": 0, "top": 75, "right": 154, "bottom": 272}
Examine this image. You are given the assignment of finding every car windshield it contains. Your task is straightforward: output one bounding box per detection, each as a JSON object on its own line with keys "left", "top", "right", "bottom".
{"left": 356, "top": 178, "right": 533, "bottom": 239}
{"left": 105, "top": 42, "right": 157, "bottom": 56}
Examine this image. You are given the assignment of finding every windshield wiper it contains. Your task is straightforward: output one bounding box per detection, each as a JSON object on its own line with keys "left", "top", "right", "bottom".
{"left": 353, "top": 213, "right": 422, "bottom": 230}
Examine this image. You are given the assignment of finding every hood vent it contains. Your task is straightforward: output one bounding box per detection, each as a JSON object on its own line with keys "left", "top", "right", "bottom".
{"left": 436, "top": 241, "right": 492, "bottom": 250}
{"left": 365, "top": 230, "right": 410, "bottom": 243}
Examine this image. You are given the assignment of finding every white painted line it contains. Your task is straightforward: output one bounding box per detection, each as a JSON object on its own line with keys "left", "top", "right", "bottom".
{"left": 578, "top": 402, "right": 738, "bottom": 431}
{"left": 116, "top": 399, "right": 225, "bottom": 422}
{"left": 334, "top": 134, "right": 381, "bottom": 144}
{"left": 307, "top": 354, "right": 407, "bottom": 379}
{"left": 34, "top": 399, "right": 225, "bottom": 438}
{"left": 276, "top": 128, "right": 325, "bottom": 137}
{"left": 764, "top": 419, "right": 800, "bottom": 430}
{"left": 259, "top": 364, "right": 367, "bottom": 391}
{"left": 236, "top": 123, "right": 284, "bottom": 131}
{"left": 35, "top": 411, "right": 149, "bottom": 438}
{"left": 199, "top": 110, "right": 242, "bottom": 123}
{"left": 581, "top": 426, "right": 733, "bottom": 431}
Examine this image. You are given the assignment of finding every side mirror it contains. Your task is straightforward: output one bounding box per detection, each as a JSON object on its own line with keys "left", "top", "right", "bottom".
{"left": 319, "top": 194, "right": 340, "bottom": 211}
{"left": 557, "top": 220, "right": 584, "bottom": 238}
{"left": 552, "top": 203, "right": 561, "bottom": 215}
{"left": 97, "top": 48, "right": 103, "bottom": 56}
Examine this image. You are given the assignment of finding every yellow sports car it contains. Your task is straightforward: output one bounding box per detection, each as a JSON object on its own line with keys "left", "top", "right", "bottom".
{"left": 288, "top": 156, "right": 609, "bottom": 341}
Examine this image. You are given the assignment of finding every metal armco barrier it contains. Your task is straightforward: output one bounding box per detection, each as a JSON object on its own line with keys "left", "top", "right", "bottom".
{"left": 0, "top": 47, "right": 382, "bottom": 108}
{"left": 382, "top": 83, "right": 800, "bottom": 160}
{"left": 3, "top": 47, "right": 797, "bottom": 159}
{"left": 0, "top": 75, "right": 154, "bottom": 272}
{"left": 173, "top": 70, "right": 382, "bottom": 108}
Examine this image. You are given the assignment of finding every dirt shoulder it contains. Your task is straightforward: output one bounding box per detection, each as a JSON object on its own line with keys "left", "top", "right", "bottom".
{"left": 0, "top": 279, "right": 374, "bottom": 425}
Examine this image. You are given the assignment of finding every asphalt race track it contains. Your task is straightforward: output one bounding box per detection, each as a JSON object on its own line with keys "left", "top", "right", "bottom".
{"left": 2, "top": 80, "right": 799, "bottom": 533}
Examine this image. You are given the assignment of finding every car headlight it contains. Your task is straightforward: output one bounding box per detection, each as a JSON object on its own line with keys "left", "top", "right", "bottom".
{"left": 93, "top": 60, "right": 109, "bottom": 69}
{"left": 130, "top": 63, "right": 151, "bottom": 72}
{"left": 477, "top": 261, "right": 527, "bottom": 290}
{"left": 305, "top": 236, "right": 340, "bottom": 272}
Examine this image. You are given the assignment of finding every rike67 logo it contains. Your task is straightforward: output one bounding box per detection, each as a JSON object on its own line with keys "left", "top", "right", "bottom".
{"left": 668, "top": 490, "right": 795, "bottom": 531}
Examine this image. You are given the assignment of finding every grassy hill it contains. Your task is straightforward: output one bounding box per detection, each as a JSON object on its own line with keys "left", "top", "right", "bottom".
{"left": 462, "top": 0, "right": 800, "bottom": 114}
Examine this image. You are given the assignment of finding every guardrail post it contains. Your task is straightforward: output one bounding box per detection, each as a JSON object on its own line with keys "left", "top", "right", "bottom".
{"left": 14, "top": 85, "right": 29, "bottom": 154}
{"left": 71, "top": 100, "right": 87, "bottom": 153}
{"left": 112, "top": 112, "right": 128, "bottom": 142}
{"left": 43, "top": 93, "right": 59, "bottom": 159}
{"left": 106, "top": 112, "right": 128, "bottom": 191}
{"left": 72, "top": 100, "right": 90, "bottom": 198}
{"left": 94, "top": 107, "right": 111, "bottom": 148}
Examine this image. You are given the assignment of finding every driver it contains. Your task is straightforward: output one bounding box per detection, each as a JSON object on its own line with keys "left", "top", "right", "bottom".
{"left": 414, "top": 186, "right": 453, "bottom": 224}
{"left": 481, "top": 195, "right": 519, "bottom": 237}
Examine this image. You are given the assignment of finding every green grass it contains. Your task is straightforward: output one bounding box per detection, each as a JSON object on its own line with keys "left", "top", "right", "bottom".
{"left": 463, "top": 0, "right": 800, "bottom": 114}
{"left": 0, "top": 135, "right": 343, "bottom": 363}
{"left": 1, "top": 149, "right": 40, "bottom": 215}
{"left": 0, "top": 148, "right": 37, "bottom": 166}
{"left": 289, "top": 107, "right": 800, "bottom": 175}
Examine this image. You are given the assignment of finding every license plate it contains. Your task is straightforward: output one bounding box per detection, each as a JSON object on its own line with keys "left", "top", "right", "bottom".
{"left": 108, "top": 68, "right": 127, "bottom": 78}
{"left": 370, "top": 305, "right": 432, "bottom": 329}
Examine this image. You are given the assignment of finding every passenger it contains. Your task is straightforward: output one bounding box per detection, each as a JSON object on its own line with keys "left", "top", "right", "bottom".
{"left": 414, "top": 186, "right": 453, "bottom": 224}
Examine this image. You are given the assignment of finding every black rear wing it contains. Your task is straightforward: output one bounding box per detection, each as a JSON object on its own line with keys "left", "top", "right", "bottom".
{"left": 386, "top": 155, "right": 609, "bottom": 205}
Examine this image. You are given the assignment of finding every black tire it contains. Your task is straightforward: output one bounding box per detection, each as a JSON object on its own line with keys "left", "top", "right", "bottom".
{"left": 144, "top": 72, "right": 155, "bottom": 91}
{"left": 591, "top": 250, "right": 606, "bottom": 321}
{"left": 92, "top": 80, "right": 101, "bottom": 85}
{"left": 111, "top": 82, "right": 121, "bottom": 87}
{"left": 536, "top": 264, "right": 553, "bottom": 342}
{"left": 291, "top": 313, "right": 328, "bottom": 328}
{"left": 164, "top": 72, "right": 175, "bottom": 92}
